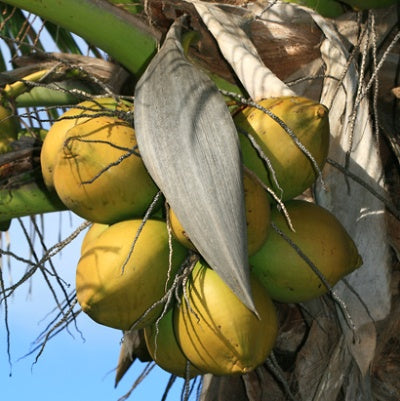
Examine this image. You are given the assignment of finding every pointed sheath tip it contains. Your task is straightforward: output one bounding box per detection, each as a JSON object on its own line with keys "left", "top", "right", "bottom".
{"left": 214, "top": 260, "right": 259, "bottom": 318}
{"left": 239, "top": 287, "right": 260, "bottom": 319}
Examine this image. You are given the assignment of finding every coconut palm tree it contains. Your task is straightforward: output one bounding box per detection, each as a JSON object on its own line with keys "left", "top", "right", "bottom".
{"left": 0, "top": 1, "right": 399, "bottom": 400}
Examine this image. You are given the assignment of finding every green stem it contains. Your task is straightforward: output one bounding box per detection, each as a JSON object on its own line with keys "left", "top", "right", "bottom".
{"left": 1, "top": 0, "right": 159, "bottom": 77}
{"left": 4, "top": 70, "right": 50, "bottom": 98}
{"left": 0, "top": 179, "right": 67, "bottom": 224}
{"left": 0, "top": 142, "right": 67, "bottom": 223}
{"left": 15, "top": 80, "right": 98, "bottom": 107}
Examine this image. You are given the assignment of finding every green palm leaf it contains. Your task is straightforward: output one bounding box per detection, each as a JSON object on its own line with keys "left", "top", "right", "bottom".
{"left": 43, "top": 21, "right": 83, "bottom": 55}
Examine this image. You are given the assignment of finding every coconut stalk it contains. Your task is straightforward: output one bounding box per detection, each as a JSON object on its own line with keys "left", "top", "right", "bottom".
{"left": 0, "top": 178, "right": 66, "bottom": 223}
{"left": 15, "top": 80, "right": 99, "bottom": 108}
{"left": 0, "top": 143, "right": 66, "bottom": 226}
{"left": 10, "top": 52, "right": 131, "bottom": 107}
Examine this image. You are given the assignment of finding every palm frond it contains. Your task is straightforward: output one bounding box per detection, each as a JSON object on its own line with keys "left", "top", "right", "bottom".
{"left": 43, "top": 21, "right": 83, "bottom": 55}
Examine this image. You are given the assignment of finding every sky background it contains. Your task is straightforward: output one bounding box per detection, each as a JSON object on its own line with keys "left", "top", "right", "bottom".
{"left": 1, "top": 212, "right": 198, "bottom": 401}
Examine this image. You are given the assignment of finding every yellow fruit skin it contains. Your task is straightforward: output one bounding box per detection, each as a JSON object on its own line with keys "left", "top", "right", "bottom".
{"left": 169, "top": 207, "right": 196, "bottom": 251}
{"left": 250, "top": 200, "right": 363, "bottom": 303}
{"left": 244, "top": 171, "right": 271, "bottom": 255}
{"left": 174, "top": 261, "right": 278, "bottom": 376}
{"left": 144, "top": 307, "right": 203, "bottom": 378}
{"left": 41, "top": 97, "right": 130, "bottom": 189}
{"left": 80, "top": 223, "right": 109, "bottom": 254}
{"left": 234, "top": 96, "right": 330, "bottom": 201}
{"left": 52, "top": 116, "right": 158, "bottom": 224}
{"left": 169, "top": 170, "right": 271, "bottom": 256}
{"left": 76, "top": 219, "right": 187, "bottom": 330}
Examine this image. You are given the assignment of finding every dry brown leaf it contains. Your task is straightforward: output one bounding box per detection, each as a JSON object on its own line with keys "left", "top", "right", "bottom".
{"left": 310, "top": 8, "right": 392, "bottom": 374}
{"left": 295, "top": 312, "right": 345, "bottom": 401}
{"left": 200, "top": 374, "right": 248, "bottom": 401}
{"left": 243, "top": 366, "right": 286, "bottom": 401}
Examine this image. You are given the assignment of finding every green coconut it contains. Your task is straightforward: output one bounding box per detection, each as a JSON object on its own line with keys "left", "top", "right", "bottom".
{"left": 250, "top": 199, "right": 363, "bottom": 303}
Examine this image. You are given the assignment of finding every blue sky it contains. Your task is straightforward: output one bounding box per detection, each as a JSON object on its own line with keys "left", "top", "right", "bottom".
{"left": 0, "top": 212, "right": 197, "bottom": 401}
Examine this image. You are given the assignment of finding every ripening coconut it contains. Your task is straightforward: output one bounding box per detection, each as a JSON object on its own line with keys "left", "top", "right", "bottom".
{"left": 76, "top": 219, "right": 187, "bottom": 330}
{"left": 174, "top": 261, "right": 278, "bottom": 376}
{"left": 250, "top": 199, "right": 363, "bottom": 303}
{"left": 41, "top": 97, "right": 131, "bottom": 189}
{"left": 51, "top": 116, "right": 159, "bottom": 224}
{"left": 234, "top": 96, "right": 330, "bottom": 201}
{"left": 144, "top": 307, "right": 203, "bottom": 378}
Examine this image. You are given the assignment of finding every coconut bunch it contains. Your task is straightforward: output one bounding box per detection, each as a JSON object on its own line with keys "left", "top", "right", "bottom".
{"left": 37, "top": 4, "right": 365, "bottom": 381}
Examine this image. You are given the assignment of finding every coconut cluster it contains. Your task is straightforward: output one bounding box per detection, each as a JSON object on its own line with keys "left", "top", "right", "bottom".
{"left": 40, "top": 96, "right": 362, "bottom": 378}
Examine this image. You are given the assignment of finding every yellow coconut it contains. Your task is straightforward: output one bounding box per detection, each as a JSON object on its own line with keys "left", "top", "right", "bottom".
{"left": 169, "top": 170, "right": 271, "bottom": 255}
{"left": 234, "top": 96, "right": 330, "bottom": 201}
{"left": 168, "top": 207, "right": 195, "bottom": 250}
{"left": 52, "top": 116, "right": 159, "bottom": 224}
{"left": 174, "top": 261, "right": 278, "bottom": 376}
{"left": 250, "top": 199, "right": 363, "bottom": 303}
{"left": 144, "top": 307, "right": 203, "bottom": 378}
{"left": 76, "top": 218, "right": 187, "bottom": 330}
{"left": 80, "top": 222, "right": 109, "bottom": 254}
{"left": 41, "top": 97, "right": 131, "bottom": 189}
